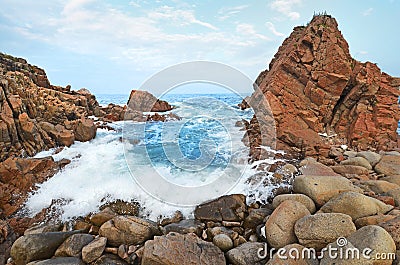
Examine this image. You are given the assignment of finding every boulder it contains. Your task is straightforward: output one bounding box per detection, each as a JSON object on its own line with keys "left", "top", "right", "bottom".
{"left": 380, "top": 175, "right": 400, "bottom": 186}
{"left": 142, "top": 232, "right": 225, "bottom": 265}
{"left": 127, "top": 90, "right": 173, "bottom": 112}
{"left": 212, "top": 234, "right": 233, "bottom": 252}
{"left": 293, "top": 175, "right": 362, "bottom": 207}
{"left": 375, "top": 155, "right": 400, "bottom": 176}
{"left": 26, "top": 257, "right": 85, "bottom": 265}
{"left": 354, "top": 215, "right": 396, "bottom": 229}
{"left": 265, "top": 200, "right": 310, "bottom": 248}
{"left": 92, "top": 253, "right": 128, "bottom": 265}
{"left": 320, "top": 240, "right": 373, "bottom": 265}
{"left": 346, "top": 225, "right": 396, "bottom": 265}
{"left": 379, "top": 216, "right": 400, "bottom": 248}
{"left": 81, "top": 237, "right": 107, "bottom": 264}
{"left": 385, "top": 188, "right": 400, "bottom": 206}
{"left": 98, "top": 216, "right": 160, "bottom": 246}
{"left": 358, "top": 180, "right": 399, "bottom": 194}
{"left": 318, "top": 191, "right": 394, "bottom": 220}
{"left": 163, "top": 219, "right": 205, "bottom": 237}
{"left": 24, "top": 223, "right": 62, "bottom": 235}
{"left": 55, "top": 233, "right": 94, "bottom": 257}
{"left": 90, "top": 207, "right": 117, "bottom": 227}
{"left": 74, "top": 118, "right": 96, "bottom": 142}
{"left": 299, "top": 161, "right": 341, "bottom": 176}
{"left": 341, "top": 157, "right": 372, "bottom": 170}
{"left": 194, "top": 194, "right": 247, "bottom": 222}
{"left": 294, "top": 213, "right": 356, "bottom": 250}
{"left": 331, "top": 165, "right": 370, "bottom": 177}
{"left": 226, "top": 242, "right": 268, "bottom": 265}
{"left": 272, "top": 194, "right": 316, "bottom": 213}
{"left": 10, "top": 231, "right": 80, "bottom": 265}
{"left": 357, "top": 151, "right": 382, "bottom": 167}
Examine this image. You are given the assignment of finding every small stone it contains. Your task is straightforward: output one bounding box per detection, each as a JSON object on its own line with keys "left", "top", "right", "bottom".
{"left": 226, "top": 242, "right": 267, "bottom": 265}
{"left": 163, "top": 219, "right": 205, "bottom": 237}
{"left": 81, "top": 237, "right": 107, "bottom": 264}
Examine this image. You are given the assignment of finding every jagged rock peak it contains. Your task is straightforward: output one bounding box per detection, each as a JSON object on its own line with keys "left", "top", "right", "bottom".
{"left": 247, "top": 14, "right": 400, "bottom": 159}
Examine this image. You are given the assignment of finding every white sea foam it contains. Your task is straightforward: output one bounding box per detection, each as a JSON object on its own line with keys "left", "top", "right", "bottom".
{"left": 26, "top": 94, "right": 283, "bottom": 221}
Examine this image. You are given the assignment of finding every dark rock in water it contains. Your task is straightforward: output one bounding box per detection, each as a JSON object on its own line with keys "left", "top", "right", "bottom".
{"left": 142, "top": 232, "right": 225, "bottom": 265}
{"left": 226, "top": 242, "right": 268, "bottom": 265}
{"left": 163, "top": 219, "right": 205, "bottom": 237}
{"left": 92, "top": 253, "right": 129, "bottom": 265}
{"left": 10, "top": 230, "right": 80, "bottom": 265}
{"left": 26, "top": 257, "right": 85, "bottom": 265}
{"left": 98, "top": 216, "right": 161, "bottom": 247}
{"left": 194, "top": 194, "right": 247, "bottom": 222}
{"left": 55, "top": 233, "right": 94, "bottom": 257}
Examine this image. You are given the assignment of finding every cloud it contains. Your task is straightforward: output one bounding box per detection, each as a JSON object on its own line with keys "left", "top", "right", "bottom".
{"left": 362, "top": 7, "right": 373, "bottom": 16}
{"left": 270, "top": 0, "right": 301, "bottom": 20}
{"left": 218, "top": 5, "right": 249, "bottom": 21}
{"left": 236, "top": 23, "right": 271, "bottom": 41}
{"left": 265, "top": 22, "right": 285, "bottom": 37}
{"left": 148, "top": 6, "right": 218, "bottom": 30}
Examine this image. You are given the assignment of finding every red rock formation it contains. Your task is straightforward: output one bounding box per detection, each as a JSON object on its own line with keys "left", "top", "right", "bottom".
{"left": 128, "top": 90, "right": 173, "bottom": 112}
{"left": 246, "top": 15, "right": 400, "bottom": 159}
{"left": 0, "top": 53, "right": 98, "bottom": 161}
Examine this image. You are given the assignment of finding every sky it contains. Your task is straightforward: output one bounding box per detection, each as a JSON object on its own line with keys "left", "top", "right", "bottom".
{"left": 0, "top": 0, "right": 399, "bottom": 95}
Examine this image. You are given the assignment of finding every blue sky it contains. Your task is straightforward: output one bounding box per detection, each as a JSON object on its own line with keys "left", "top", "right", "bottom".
{"left": 0, "top": 0, "right": 399, "bottom": 95}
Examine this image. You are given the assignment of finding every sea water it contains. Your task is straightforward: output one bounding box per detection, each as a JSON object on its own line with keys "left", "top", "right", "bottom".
{"left": 26, "top": 93, "right": 285, "bottom": 220}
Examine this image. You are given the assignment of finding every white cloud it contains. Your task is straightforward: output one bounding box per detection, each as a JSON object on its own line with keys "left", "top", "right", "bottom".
{"left": 148, "top": 6, "right": 218, "bottom": 30}
{"left": 265, "top": 22, "right": 285, "bottom": 37}
{"left": 236, "top": 23, "right": 271, "bottom": 41}
{"left": 270, "top": 0, "right": 301, "bottom": 20}
{"left": 362, "top": 7, "right": 373, "bottom": 16}
{"left": 218, "top": 5, "right": 248, "bottom": 21}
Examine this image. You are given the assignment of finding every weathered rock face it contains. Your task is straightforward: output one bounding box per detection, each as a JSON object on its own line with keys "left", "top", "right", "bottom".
{"left": 0, "top": 156, "right": 66, "bottom": 218}
{"left": 128, "top": 90, "right": 173, "bottom": 112}
{"left": 0, "top": 53, "right": 98, "bottom": 162}
{"left": 246, "top": 15, "right": 400, "bottom": 158}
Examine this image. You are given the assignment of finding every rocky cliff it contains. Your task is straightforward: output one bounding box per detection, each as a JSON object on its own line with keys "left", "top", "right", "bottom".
{"left": 0, "top": 52, "right": 98, "bottom": 162}
{"left": 245, "top": 15, "right": 400, "bottom": 159}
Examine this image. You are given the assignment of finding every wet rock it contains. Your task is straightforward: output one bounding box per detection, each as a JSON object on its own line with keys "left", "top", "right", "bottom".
{"left": 294, "top": 213, "right": 356, "bottom": 250}
{"left": 90, "top": 207, "right": 117, "bottom": 227}
{"left": 55, "top": 233, "right": 94, "bottom": 257}
{"left": 98, "top": 215, "right": 160, "bottom": 246}
{"left": 243, "top": 207, "right": 273, "bottom": 229}
{"left": 265, "top": 200, "right": 310, "bottom": 248}
{"left": 272, "top": 193, "right": 316, "bottom": 213}
{"left": 318, "top": 191, "right": 394, "bottom": 220}
{"left": 293, "top": 175, "right": 362, "bottom": 207}
{"left": 375, "top": 155, "right": 400, "bottom": 176}
{"left": 226, "top": 242, "right": 267, "bottom": 265}
{"left": 10, "top": 230, "right": 80, "bottom": 265}
{"left": 24, "top": 223, "right": 62, "bottom": 235}
{"left": 194, "top": 194, "right": 247, "bottom": 222}
{"left": 142, "top": 232, "right": 225, "bottom": 265}
{"left": 163, "top": 219, "right": 204, "bottom": 237}
{"left": 81, "top": 236, "right": 107, "bottom": 264}
{"left": 128, "top": 90, "right": 172, "bottom": 112}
